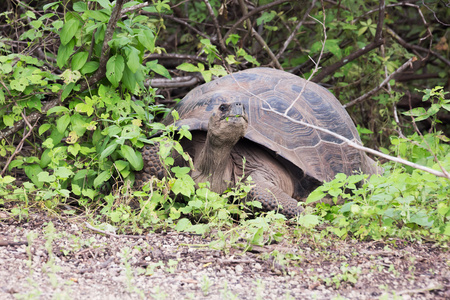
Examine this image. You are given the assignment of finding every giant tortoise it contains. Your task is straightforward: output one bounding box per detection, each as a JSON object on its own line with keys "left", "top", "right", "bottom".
{"left": 136, "top": 68, "right": 379, "bottom": 218}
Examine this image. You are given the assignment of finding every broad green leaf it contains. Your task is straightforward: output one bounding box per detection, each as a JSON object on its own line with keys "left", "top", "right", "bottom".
{"left": 121, "top": 145, "right": 143, "bottom": 171}
{"left": 126, "top": 47, "right": 141, "bottom": 73}
{"left": 410, "top": 211, "right": 433, "bottom": 227}
{"left": 3, "top": 115, "right": 14, "bottom": 127}
{"left": 171, "top": 174, "right": 195, "bottom": 197}
{"left": 71, "top": 51, "right": 89, "bottom": 70}
{"left": 96, "top": 0, "right": 113, "bottom": 9}
{"left": 84, "top": 10, "right": 110, "bottom": 22}
{"left": 147, "top": 60, "right": 171, "bottom": 79}
{"left": 60, "top": 19, "right": 79, "bottom": 45}
{"left": 37, "top": 171, "right": 56, "bottom": 183}
{"left": 57, "top": 39, "right": 75, "bottom": 68}
{"left": 175, "top": 218, "right": 192, "bottom": 231}
{"left": 138, "top": 29, "right": 155, "bottom": 53}
{"left": 24, "top": 164, "right": 44, "bottom": 188}
{"left": 176, "top": 62, "right": 199, "bottom": 72}
{"left": 73, "top": 2, "right": 87, "bottom": 11}
{"left": 54, "top": 167, "right": 74, "bottom": 179}
{"left": 56, "top": 114, "right": 70, "bottom": 133}
{"left": 40, "top": 149, "right": 51, "bottom": 168}
{"left": 100, "top": 143, "right": 118, "bottom": 160}
{"left": 94, "top": 170, "right": 111, "bottom": 188}
{"left": 81, "top": 61, "right": 99, "bottom": 74}
{"left": 106, "top": 54, "right": 125, "bottom": 87}
{"left": 306, "top": 188, "right": 326, "bottom": 204}
{"left": 10, "top": 77, "right": 28, "bottom": 92}
{"left": 122, "top": 66, "right": 137, "bottom": 93}
{"left": 298, "top": 215, "right": 320, "bottom": 228}
{"left": 251, "top": 227, "right": 264, "bottom": 245}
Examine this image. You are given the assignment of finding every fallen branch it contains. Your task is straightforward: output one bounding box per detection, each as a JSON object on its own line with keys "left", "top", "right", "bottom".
{"left": 146, "top": 75, "right": 201, "bottom": 88}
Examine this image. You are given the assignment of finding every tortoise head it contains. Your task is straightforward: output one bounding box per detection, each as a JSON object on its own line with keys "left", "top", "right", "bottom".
{"left": 207, "top": 102, "right": 248, "bottom": 147}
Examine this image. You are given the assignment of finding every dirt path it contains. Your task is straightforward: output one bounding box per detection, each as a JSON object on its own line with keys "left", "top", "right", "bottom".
{"left": 1, "top": 212, "right": 449, "bottom": 299}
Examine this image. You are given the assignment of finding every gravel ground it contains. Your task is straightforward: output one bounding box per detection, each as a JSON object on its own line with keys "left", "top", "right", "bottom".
{"left": 0, "top": 212, "right": 449, "bottom": 300}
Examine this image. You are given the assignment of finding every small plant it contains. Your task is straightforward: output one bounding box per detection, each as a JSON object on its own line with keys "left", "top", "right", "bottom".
{"left": 201, "top": 275, "right": 212, "bottom": 296}
{"left": 322, "top": 263, "right": 361, "bottom": 289}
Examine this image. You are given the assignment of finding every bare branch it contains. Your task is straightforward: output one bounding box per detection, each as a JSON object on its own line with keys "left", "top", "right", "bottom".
{"left": 275, "top": 0, "right": 317, "bottom": 61}
{"left": 421, "top": 0, "right": 450, "bottom": 26}
{"left": 1, "top": 111, "right": 39, "bottom": 176}
{"left": 146, "top": 75, "right": 201, "bottom": 88}
{"left": 312, "top": 0, "right": 385, "bottom": 83}
{"left": 251, "top": 28, "right": 283, "bottom": 70}
{"left": 343, "top": 57, "right": 415, "bottom": 109}
{"left": 143, "top": 12, "right": 209, "bottom": 39}
{"left": 223, "top": 0, "right": 295, "bottom": 42}
{"left": 386, "top": 27, "right": 450, "bottom": 67}
{"left": 121, "top": 2, "right": 148, "bottom": 16}
{"left": 202, "top": 0, "right": 227, "bottom": 52}
{"left": 265, "top": 106, "right": 449, "bottom": 179}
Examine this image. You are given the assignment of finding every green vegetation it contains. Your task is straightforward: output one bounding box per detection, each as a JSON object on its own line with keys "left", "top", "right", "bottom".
{"left": 0, "top": 0, "right": 449, "bottom": 261}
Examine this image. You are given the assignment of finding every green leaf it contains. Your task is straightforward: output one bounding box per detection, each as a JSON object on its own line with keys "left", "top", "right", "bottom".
{"left": 3, "top": 115, "right": 14, "bottom": 127}
{"left": 175, "top": 218, "right": 192, "bottom": 231}
{"left": 256, "top": 11, "right": 276, "bottom": 26}
{"left": 172, "top": 175, "right": 195, "bottom": 197}
{"left": 60, "top": 19, "right": 79, "bottom": 45}
{"left": 138, "top": 29, "right": 155, "bottom": 53}
{"left": 251, "top": 227, "right": 264, "bottom": 245}
{"left": 54, "top": 167, "right": 74, "bottom": 179}
{"left": 38, "top": 123, "right": 52, "bottom": 135}
{"left": 147, "top": 60, "right": 171, "bottom": 79}
{"left": 24, "top": 164, "right": 44, "bottom": 188}
{"left": 81, "top": 61, "right": 99, "bottom": 74}
{"left": 121, "top": 145, "right": 143, "bottom": 171}
{"left": 10, "top": 78, "right": 28, "bottom": 92}
{"left": 122, "top": 66, "right": 137, "bottom": 93}
{"left": 94, "top": 170, "right": 111, "bottom": 188}
{"left": 176, "top": 62, "right": 199, "bottom": 72}
{"left": 84, "top": 10, "right": 110, "bottom": 22}
{"left": 106, "top": 54, "right": 125, "bottom": 87}
{"left": 57, "top": 39, "right": 75, "bottom": 68}
{"left": 37, "top": 171, "right": 56, "bottom": 183}
{"left": 47, "top": 106, "right": 69, "bottom": 116}
{"left": 96, "top": 0, "right": 113, "bottom": 9}
{"left": 100, "top": 143, "right": 118, "bottom": 160}
{"left": 410, "top": 211, "right": 433, "bottom": 227}
{"left": 71, "top": 51, "right": 89, "bottom": 70}
{"left": 56, "top": 114, "right": 71, "bottom": 133}
{"left": 73, "top": 2, "right": 87, "bottom": 12}
{"left": 306, "top": 188, "right": 326, "bottom": 204}
{"left": 126, "top": 47, "right": 141, "bottom": 73}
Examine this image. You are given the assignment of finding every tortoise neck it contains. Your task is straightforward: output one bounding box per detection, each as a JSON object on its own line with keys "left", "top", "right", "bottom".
{"left": 193, "top": 135, "right": 235, "bottom": 193}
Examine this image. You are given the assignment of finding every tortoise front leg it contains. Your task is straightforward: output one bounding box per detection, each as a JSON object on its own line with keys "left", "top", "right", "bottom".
{"left": 247, "top": 182, "right": 303, "bottom": 219}
{"left": 135, "top": 144, "right": 167, "bottom": 188}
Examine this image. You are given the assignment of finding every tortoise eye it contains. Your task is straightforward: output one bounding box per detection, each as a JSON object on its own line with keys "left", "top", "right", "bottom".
{"left": 219, "top": 104, "right": 227, "bottom": 111}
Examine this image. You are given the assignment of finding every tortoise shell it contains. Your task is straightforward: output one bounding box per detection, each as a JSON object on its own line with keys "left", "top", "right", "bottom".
{"left": 163, "top": 68, "right": 378, "bottom": 182}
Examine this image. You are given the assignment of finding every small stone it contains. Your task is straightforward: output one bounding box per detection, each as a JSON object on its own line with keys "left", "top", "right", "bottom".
{"left": 235, "top": 264, "right": 243, "bottom": 274}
